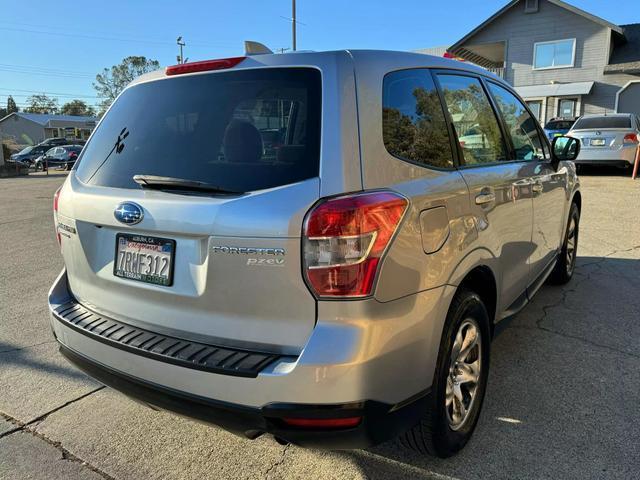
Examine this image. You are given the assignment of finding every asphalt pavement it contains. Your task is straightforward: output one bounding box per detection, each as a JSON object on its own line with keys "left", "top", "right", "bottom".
{"left": 1, "top": 168, "right": 638, "bottom": 479}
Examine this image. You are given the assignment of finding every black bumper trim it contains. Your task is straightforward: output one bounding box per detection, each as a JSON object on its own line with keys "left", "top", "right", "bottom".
{"left": 52, "top": 299, "right": 281, "bottom": 378}
{"left": 59, "top": 345, "right": 430, "bottom": 449}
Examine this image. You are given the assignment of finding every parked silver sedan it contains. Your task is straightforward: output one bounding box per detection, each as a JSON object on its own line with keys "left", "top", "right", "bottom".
{"left": 568, "top": 113, "right": 640, "bottom": 169}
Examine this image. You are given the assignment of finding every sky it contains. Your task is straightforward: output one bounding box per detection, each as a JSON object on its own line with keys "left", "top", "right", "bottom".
{"left": 1, "top": 0, "right": 639, "bottom": 112}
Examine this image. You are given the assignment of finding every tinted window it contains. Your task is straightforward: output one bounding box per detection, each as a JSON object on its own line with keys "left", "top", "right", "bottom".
{"left": 18, "top": 146, "right": 33, "bottom": 155}
{"left": 76, "top": 68, "right": 321, "bottom": 192}
{"left": 437, "top": 74, "right": 506, "bottom": 165}
{"left": 382, "top": 69, "right": 453, "bottom": 168}
{"left": 488, "top": 83, "right": 546, "bottom": 160}
{"left": 572, "top": 116, "right": 631, "bottom": 130}
{"left": 545, "top": 120, "right": 574, "bottom": 130}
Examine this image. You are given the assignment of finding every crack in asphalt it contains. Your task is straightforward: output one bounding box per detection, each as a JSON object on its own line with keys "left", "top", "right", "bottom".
{"left": 510, "top": 246, "right": 640, "bottom": 361}
{"left": 0, "top": 386, "right": 111, "bottom": 478}
{"left": 264, "top": 442, "right": 290, "bottom": 479}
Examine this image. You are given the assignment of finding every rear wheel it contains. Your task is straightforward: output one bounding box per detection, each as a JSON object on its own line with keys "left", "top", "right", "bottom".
{"left": 548, "top": 202, "right": 579, "bottom": 285}
{"left": 400, "top": 289, "right": 490, "bottom": 457}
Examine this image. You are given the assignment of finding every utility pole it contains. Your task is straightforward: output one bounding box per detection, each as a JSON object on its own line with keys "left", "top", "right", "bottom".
{"left": 292, "top": 0, "right": 296, "bottom": 51}
{"left": 176, "top": 36, "right": 186, "bottom": 64}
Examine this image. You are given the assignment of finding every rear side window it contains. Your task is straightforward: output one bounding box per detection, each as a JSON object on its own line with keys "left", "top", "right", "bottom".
{"left": 572, "top": 116, "right": 631, "bottom": 129}
{"left": 545, "top": 120, "right": 574, "bottom": 130}
{"left": 76, "top": 68, "right": 321, "bottom": 192}
{"left": 437, "top": 74, "right": 507, "bottom": 165}
{"left": 488, "top": 82, "right": 546, "bottom": 161}
{"left": 382, "top": 69, "right": 454, "bottom": 169}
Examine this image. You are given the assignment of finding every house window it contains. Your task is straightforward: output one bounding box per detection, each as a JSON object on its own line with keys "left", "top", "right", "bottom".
{"left": 525, "top": 0, "right": 539, "bottom": 13}
{"left": 533, "top": 39, "right": 575, "bottom": 69}
{"left": 526, "top": 100, "right": 543, "bottom": 121}
{"left": 558, "top": 98, "right": 576, "bottom": 117}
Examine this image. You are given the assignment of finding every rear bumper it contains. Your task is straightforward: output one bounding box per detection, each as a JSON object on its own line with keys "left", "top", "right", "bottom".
{"left": 575, "top": 146, "right": 636, "bottom": 166}
{"left": 58, "top": 344, "right": 429, "bottom": 448}
{"left": 49, "top": 269, "right": 451, "bottom": 448}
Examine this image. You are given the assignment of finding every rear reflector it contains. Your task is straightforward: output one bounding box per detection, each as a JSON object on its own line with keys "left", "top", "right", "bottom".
{"left": 281, "top": 417, "right": 362, "bottom": 429}
{"left": 165, "top": 57, "right": 246, "bottom": 76}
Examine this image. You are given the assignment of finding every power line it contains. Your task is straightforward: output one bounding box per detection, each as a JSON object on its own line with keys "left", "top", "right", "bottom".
{"left": 0, "top": 88, "right": 102, "bottom": 98}
{"left": 0, "top": 25, "right": 238, "bottom": 49}
{"left": 0, "top": 63, "right": 95, "bottom": 76}
{"left": 0, "top": 20, "right": 238, "bottom": 48}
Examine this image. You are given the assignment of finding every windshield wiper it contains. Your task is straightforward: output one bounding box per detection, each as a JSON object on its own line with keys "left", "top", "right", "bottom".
{"left": 133, "top": 175, "right": 243, "bottom": 195}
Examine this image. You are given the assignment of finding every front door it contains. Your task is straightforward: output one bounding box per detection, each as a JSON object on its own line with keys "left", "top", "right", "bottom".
{"left": 486, "top": 81, "right": 567, "bottom": 281}
{"left": 435, "top": 72, "right": 534, "bottom": 312}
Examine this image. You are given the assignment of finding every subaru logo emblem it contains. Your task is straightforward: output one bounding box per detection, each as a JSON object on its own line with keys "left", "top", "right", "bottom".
{"left": 114, "top": 202, "right": 144, "bottom": 225}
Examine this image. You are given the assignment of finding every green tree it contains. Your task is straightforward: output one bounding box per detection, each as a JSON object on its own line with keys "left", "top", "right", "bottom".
{"left": 93, "top": 56, "right": 160, "bottom": 113}
{"left": 24, "top": 94, "right": 59, "bottom": 114}
{"left": 60, "top": 99, "right": 96, "bottom": 116}
{"left": 7, "top": 96, "right": 18, "bottom": 114}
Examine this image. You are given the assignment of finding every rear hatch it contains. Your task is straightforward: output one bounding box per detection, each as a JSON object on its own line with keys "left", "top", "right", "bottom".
{"left": 569, "top": 115, "right": 634, "bottom": 151}
{"left": 58, "top": 66, "right": 322, "bottom": 354}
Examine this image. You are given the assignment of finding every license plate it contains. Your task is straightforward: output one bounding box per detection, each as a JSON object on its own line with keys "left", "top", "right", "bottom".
{"left": 114, "top": 234, "right": 175, "bottom": 286}
{"left": 590, "top": 138, "right": 606, "bottom": 146}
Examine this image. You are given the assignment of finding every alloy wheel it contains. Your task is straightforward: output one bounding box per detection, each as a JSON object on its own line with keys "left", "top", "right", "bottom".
{"left": 446, "top": 319, "right": 482, "bottom": 431}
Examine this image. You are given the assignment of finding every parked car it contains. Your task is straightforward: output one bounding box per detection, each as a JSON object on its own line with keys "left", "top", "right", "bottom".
{"left": 34, "top": 145, "right": 83, "bottom": 171}
{"left": 40, "top": 137, "right": 85, "bottom": 147}
{"left": 543, "top": 117, "right": 576, "bottom": 141}
{"left": 49, "top": 50, "right": 581, "bottom": 458}
{"left": 9, "top": 144, "right": 50, "bottom": 166}
{"left": 568, "top": 113, "right": 639, "bottom": 169}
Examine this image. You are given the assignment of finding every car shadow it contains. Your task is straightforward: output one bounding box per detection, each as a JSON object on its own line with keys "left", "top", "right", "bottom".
{"left": 0, "top": 341, "right": 88, "bottom": 383}
{"left": 338, "top": 254, "right": 640, "bottom": 479}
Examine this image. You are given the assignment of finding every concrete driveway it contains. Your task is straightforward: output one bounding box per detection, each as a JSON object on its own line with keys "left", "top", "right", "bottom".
{"left": 1, "top": 169, "right": 639, "bottom": 480}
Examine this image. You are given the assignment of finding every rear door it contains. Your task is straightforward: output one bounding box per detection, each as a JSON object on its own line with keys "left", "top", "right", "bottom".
{"left": 486, "top": 81, "right": 566, "bottom": 281}
{"left": 59, "top": 67, "right": 325, "bottom": 354}
{"left": 435, "top": 72, "right": 534, "bottom": 312}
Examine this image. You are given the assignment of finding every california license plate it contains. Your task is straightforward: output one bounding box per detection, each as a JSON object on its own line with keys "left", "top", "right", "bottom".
{"left": 590, "top": 138, "right": 606, "bottom": 146}
{"left": 114, "top": 234, "right": 175, "bottom": 286}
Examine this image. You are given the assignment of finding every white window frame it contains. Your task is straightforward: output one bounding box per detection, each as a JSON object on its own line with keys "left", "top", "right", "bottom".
{"left": 554, "top": 96, "right": 580, "bottom": 118}
{"left": 532, "top": 38, "right": 576, "bottom": 70}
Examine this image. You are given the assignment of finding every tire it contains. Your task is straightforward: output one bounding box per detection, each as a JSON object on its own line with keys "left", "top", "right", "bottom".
{"left": 548, "top": 202, "right": 580, "bottom": 285}
{"left": 399, "top": 288, "right": 491, "bottom": 458}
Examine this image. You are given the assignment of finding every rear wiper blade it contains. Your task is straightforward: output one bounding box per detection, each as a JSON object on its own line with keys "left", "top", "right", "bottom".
{"left": 133, "top": 175, "right": 243, "bottom": 195}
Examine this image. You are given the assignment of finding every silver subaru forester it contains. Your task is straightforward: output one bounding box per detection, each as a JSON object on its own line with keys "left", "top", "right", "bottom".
{"left": 49, "top": 50, "right": 581, "bottom": 457}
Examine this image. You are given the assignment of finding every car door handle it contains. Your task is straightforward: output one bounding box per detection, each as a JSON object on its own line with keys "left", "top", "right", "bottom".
{"left": 532, "top": 181, "right": 544, "bottom": 193}
{"left": 475, "top": 192, "right": 496, "bottom": 205}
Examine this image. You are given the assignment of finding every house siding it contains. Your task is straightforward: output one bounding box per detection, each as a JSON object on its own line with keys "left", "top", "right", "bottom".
{"left": 0, "top": 116, "right": 45, "bottom": 145}
{"left": 457, "top": 0, "right": 640, "bottom": 120}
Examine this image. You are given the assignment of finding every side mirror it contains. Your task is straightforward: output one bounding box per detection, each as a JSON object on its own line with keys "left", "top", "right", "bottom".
{"left": 551, "top": 135, "right": 580, "bottom": 167}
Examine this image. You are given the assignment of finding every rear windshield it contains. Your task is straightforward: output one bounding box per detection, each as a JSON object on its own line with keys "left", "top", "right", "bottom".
{"left": 76, "top": 68, "right": 321, "bottom": 192}
{"left": 572, "top": 116, "right": 631, "bottom": 130}
{"left": 545, "top": 120, "right": 574, "bottom": 130}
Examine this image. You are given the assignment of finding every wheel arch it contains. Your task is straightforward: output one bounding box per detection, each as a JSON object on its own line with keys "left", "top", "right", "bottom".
{"left": 572, "top": 190, "right": 582, "bottom": 212}
{"left": 446, "top": 248, "right": 500, "bottom": 329}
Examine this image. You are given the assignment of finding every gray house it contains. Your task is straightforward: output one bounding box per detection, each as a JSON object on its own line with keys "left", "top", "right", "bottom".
{"left": 443, "top": 0, "right": 640, "bottom": 125}
{"left": 0, "top": 112, "right": 97, "bottom": 146}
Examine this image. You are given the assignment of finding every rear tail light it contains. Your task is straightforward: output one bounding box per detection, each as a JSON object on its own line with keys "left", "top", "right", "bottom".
{"left": 53, "top": 187, "right": 61, "bottom": 247}
{"left": 303, "top": 191, "right": 408, "bottom": 298}
{"left": 166, "top": 57, "right": 246, "bottom": 76}
{"left": 623, "top": 133, "right": 638, "bottom": 144}
{"left": 281, "top": 416, "right": 362, "bottom": 429}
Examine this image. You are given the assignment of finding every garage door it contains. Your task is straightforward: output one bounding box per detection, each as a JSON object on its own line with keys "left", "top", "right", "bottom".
{"left": 617, "top": 82, "right": 640, "bottom": 115}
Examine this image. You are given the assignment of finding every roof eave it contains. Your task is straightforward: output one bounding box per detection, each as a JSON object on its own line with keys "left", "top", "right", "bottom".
{"left": 448, "top": 0, "right": 625, "bottom": 56}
